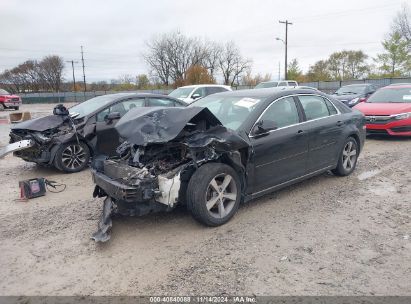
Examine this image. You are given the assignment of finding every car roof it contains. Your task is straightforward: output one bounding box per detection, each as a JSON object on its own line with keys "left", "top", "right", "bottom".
{"left": 202, "top": 87, "right": 324, "bottom": 99}
{"left": 342, "top": 84, "right": 370, "bottom": 87}
{"left": 178, "top": 84, "right": 231, "bottom": 89}
{"left": 383, "top": 83, "right": 411, "bottom": 89}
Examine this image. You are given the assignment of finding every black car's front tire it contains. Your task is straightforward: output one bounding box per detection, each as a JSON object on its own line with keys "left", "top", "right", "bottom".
{"left": 54, "top": 141, "right": 90, "bottom": 173}
{"left": 332, "top": 137, "right": 359, "bottom": 176}
{"left": 186, "top": 163, "right": 241, "bottom": 226}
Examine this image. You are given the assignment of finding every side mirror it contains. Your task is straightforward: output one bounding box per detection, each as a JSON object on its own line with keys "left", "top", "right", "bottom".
{"left": 359, "top": 97, "right": 367, "bottom": 103}
{"left": 105, "top": 112, "right": 121, "bottom": 124}
{"left": 192, "top": 93, "right": 201, "bottom": 100}
{"left": 253, "top": 120, "right": 278, "bottom": 135}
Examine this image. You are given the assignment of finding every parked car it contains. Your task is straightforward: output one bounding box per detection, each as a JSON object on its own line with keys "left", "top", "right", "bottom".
{"left": 0, "top": 89, "right": 22, "bottom": 110}
{"left": 2, "top": 93, "right": 186, "bottom": 173}
{"left": 354, "top": 83, "right": 411, "bottom": 136}
{"left": 169, "top": 84, "right": 232, "bottom": 103}
{"left": 332, "top": 84, "right": 377, "bottom": 107}
{"left": 90, "top": 87, "right": 365, "bottom": 242}
{"left": 254, "top": 80, "right": 298, "bottom": 89}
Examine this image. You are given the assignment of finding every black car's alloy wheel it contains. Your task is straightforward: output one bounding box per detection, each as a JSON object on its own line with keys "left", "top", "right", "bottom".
{"left": 187, "top": 163, "right": 241, "bottom": 226}
{"left": 54, "top": 142, "right": 90, "bottom": 173}
{"left": 332, "top": 137, "right": 358, "bottom": 176}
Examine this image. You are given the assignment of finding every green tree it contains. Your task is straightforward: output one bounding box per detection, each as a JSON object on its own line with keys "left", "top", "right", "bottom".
{"left": 306, "top": 60, "right": 331, "bottom": 82}
{"left": 136, "top": 74, "right": 150, "bottom": 89}
{"left": 346, "top": 51, "right": 369, "bottom": 79}
{"left": 375, "top": 31, "right": 411, "bottom": 77}
{"left": 287, "top": 59, "right": 302, "bottom": 81}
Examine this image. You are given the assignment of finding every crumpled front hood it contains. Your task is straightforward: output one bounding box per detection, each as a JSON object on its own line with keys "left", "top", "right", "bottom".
{"left": 116, "top": 106, "right": 224, "bottom": 145}
{"left": 11, "top": 115, "right": 66, "bottom": 132}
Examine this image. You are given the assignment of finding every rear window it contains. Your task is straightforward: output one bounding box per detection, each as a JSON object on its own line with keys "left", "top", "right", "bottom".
{"left": 367, "top": 88, "right": 411, "bottom": 103}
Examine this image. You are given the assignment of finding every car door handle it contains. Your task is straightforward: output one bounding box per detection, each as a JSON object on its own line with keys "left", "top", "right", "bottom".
{"left": 336, "top": 121, "right": 343, "bottom": 127}
{"left": 296, "top": 130, "right": 304, "bottom": 135}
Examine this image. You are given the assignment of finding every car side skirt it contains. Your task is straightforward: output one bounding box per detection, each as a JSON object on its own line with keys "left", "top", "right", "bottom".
{"left": 245, "top": 165, "right": 335, "bottom": 202}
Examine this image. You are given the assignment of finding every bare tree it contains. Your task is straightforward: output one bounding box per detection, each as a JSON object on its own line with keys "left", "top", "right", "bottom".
{"left": 144, "top": 34, "right": 171, "bottom": 85}
{"left": 392, "top": 3, "right": 411, "bottom": 42}
{"left": 37, "top": 55, "right": 65, "bottom": 91}
{"left": 203, "top": 42, "right": 221, "bottom": 78}
{"left": 218, "top": 41, "right": 252, "bottom": 86}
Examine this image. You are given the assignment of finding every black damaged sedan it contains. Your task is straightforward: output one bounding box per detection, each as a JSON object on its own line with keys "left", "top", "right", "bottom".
{"left": 4, "top": 93, "right": 185, "bottom": 172}
{"left": 91, "top": 88, "right": 366, "bottom": 242}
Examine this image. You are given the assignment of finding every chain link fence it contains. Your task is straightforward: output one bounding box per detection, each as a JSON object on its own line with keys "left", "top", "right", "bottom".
{"left": 17, "top": 77, "right": 411, "bottom": 104}
{"left": 299, "top": 77, "right": 411, "bottom": 94}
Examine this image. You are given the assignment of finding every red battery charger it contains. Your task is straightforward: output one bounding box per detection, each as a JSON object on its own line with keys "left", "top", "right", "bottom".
{"left": 19, "top": 178, "right": 47, "bottom": 199}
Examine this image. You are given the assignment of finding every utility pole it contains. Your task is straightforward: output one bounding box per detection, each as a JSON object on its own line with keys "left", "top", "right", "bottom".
{"left": 278, "top": 61, "right": 281, "bottom": 80}
{"left": 81, "top": 46, "right": 86, "bottom": 93}
{"left": 66, "top": 60, "right": 78, "bottom": 101}
{"left": 279, "top": 20, "right": 292, "bottom": 80}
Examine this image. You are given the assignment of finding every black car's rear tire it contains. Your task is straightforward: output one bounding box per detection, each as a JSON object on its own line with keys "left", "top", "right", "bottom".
{"left": 14, "top": 106, "right": 19, "bottom": 110}
{"left": 186, "top": 163, "right": 241, "bottom": 227}
{"left": 54, "top": 141, "right": 90, "bottom": 173}
{"left": 332, "top": 137, "right": 359, "bottom": 176}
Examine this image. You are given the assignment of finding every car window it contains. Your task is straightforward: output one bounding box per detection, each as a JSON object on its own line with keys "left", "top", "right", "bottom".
{"left": 299, "top": 95, "right": 332, "bottom": 120}
{"left": 258, "top": 97, "right": 300, "bottom": 129}
{"left": 278, "top": 82, "right": 287, "bottom": 87}
{"left": 96, "top": 98, "right": 144, "bottom": 122}
{"left": 193, "top": 95, "right": 262, "bottom": 131}
{"left": 147, "top": 97, "right": 176, "bottom": 107}
{"left": 206, "top": 87, "right": 226, "bottom": 95}
{"left": 192, "top": 87, "right": 206, "bottom": 98}
{"left": 324, "top": 98, "right": 338, "bottom": 115}
{"left": 287, "top": 81, "right": 297, "bottom": 87}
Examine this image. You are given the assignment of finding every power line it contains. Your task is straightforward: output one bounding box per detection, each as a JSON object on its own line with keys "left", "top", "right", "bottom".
{"left": 66, "top": 60, "right": 78, "bottom": 99}
{"left": 81, "top": 46, "right": 86, "bottom": 92}
{"left": 279, "top": 20, "right": 292, "bottom": 80}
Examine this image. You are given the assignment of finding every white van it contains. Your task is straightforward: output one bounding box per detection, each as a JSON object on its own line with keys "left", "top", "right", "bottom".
{"left": 255, "top": 80, "right": 298, "bottom": 89}
{"left": 169, "top": 84, "right": 232, "bottom": 103}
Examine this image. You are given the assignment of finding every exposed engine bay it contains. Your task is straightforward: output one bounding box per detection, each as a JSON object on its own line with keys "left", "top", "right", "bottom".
{"left": 91, "top": 106, "right": 249, "bottom": 242}
{"left": 4, "top": 105, "right": 86, "bottom": 165}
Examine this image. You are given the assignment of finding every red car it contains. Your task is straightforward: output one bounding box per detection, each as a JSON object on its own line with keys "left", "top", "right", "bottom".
{"left": 354, "top": 84, "right": 411, "bottom": 136}
{"left": 0, "top": 89, "right": 22, "bottom": 110}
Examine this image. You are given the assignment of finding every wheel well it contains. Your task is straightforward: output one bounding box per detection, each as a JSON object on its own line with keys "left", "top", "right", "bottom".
{"left": 348, "top": 133, "right": 361, "bottom": 152}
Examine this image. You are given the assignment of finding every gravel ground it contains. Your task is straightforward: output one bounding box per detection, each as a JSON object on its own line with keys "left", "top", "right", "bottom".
{"left": 0, "top": 104, "right": 410, "bottom": 296}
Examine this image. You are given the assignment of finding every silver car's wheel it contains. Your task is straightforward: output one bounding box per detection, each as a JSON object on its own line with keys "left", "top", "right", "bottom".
{"left": 205, "top": 173, "right": 237, "bottom": 219}
{"left": 332, "top": 137, "right": 359, "bottom": 176}
{"left": 187, "top": 163, "right": 241, "bottom": 226}
{"left": 61, "top": 144, "right": 87, "bottom": 170}
{"left": 342, "top": 141, "right": 357, "bottom": 171}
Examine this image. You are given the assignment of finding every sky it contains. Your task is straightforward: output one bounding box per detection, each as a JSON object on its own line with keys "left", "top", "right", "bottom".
{"left": 0, "top": 0, "right": 406, "bottom": 83}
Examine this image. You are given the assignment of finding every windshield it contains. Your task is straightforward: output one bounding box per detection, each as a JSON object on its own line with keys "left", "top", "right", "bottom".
{"left": 255, "top": 82, "right": 278, "bottom": 89}
{"left": 0, "top": 89, "right": 10, "bottom": 95}
{"left": 191, "top": 95, "right": 262, "bottom": 131}
{"left": 335, "top": 85, "right": 366, "bottom": 95}
{"left": 367, "top": 87, "right": 411, "bottom": 103}
{"left": 169, "top": 87, "right": 194, "bottom": 99}
{"left": 69, "top": 94, "right": 120, "bottom": 117}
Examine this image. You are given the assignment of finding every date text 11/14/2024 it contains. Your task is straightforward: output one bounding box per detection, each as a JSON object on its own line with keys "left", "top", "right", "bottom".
{"left": 149, "top": 296, "right": 257, "bottom": 303}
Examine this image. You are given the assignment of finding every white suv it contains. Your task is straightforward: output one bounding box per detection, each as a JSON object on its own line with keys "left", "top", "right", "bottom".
{"left": 255, "top": 80, "right": 298, "bottom": 89}
{"left": 169, "top": 84, "right": 232, "bottom": 103}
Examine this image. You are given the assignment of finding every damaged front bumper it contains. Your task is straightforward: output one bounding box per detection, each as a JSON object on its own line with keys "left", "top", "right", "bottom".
{"left": 0, "top": 139, "right": 34, "bottom": 159}
{"left": 90, "top": 160, "right": 183, "bottom": 242}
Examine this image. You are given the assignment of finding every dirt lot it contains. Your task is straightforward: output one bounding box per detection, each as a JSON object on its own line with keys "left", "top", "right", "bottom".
{"left": 0, "top": 104, "right": 410, "bottom": 296}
